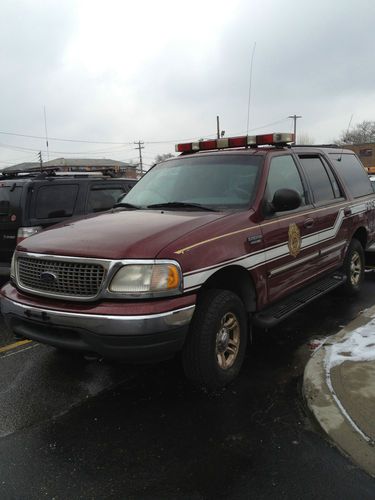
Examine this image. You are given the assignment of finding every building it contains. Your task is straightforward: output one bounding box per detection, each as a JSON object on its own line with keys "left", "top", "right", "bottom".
{"left": 343, "top": 143, "right": 375, "bottom": 173}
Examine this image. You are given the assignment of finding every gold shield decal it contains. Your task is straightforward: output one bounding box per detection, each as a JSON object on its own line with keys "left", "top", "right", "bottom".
{"left": 288, "top": 223, "right": 301, "bottom": 258}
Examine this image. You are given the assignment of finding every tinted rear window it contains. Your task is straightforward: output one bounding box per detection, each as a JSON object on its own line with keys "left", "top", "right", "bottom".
{"left": 298, "top": 156, "right": 336, "bottom": 203}
{"left": 35, "top": 184, "right": 79, "bottom": 219}
{"left": 329, "top": 154, "right": 372, "bottom": 198}
{"left": 88, "top": 186, "right": 125, "bottom": 212}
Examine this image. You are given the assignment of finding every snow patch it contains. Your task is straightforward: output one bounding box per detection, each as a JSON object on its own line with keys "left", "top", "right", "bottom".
{"left": 322, "top": 316, "right": 375, "bottom": 444}
{"left": 327, "top": 318, "right": 375, "bottom": 369}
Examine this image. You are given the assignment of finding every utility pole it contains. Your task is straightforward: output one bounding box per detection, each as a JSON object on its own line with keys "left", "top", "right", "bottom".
{"left": 288, "top": 115, "right": 302, "bottom": 143}
{"left": 216, "top": 116, "right": 220, "bottom": 139}
{"left": 134, "top": 140, "right": 144, "bottom": 176}
{"left": 43, "top": 105, "right": 50, "bottom": 160}
{"left": 38, "top": 151, "right": 43, "bottom": 171}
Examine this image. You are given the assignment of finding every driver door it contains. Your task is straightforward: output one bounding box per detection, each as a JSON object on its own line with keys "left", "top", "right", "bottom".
{"left": 261, "top": 154, "right": 317, "bottom": 303}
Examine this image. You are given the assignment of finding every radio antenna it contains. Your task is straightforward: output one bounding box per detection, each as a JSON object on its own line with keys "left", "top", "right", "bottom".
{"left": 246, "top": 42, "right": 257, "bottom": 135}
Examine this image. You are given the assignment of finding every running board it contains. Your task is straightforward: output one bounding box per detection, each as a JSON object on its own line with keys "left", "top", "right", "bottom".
{"left": 253, "top": 273, "right": 346, "bottom": 329}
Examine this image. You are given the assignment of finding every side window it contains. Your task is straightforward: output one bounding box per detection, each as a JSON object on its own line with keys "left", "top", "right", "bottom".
{"left": 88, "top": 186, "right": 125, "bottom": 212}
{"left": 298, "top": 156, "right": 336, "bottom": 204}
{"left": 329, "top": 153, "right": 373, "bottom": 198}
{"left": 266, "top": 155, "right": 306, "bottom": 206}
{"left": 35, "top": 184, "right": 79, "bottom": 219}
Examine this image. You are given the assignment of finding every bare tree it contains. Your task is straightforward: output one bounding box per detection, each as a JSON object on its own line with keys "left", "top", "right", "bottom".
{"left": 155, "top": 153, "right": 174, "bottom": 163}
{"left": 339, "top": 120, "right": 375, "bottom": 144}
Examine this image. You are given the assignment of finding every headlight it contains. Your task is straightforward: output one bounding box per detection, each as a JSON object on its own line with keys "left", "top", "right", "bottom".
{"left": 10, "top": 253, "right": 16, "bottom": 280}
{"left": 109, "top": 262, "right": 182, "bottom": 297}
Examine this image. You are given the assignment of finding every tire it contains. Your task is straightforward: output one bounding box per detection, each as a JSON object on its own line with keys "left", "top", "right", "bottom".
{"left": 340, "top": 238, "right": 365, "bottom": 296}
{"left": 182, "top": 289, "right": 248, "bottom": 389}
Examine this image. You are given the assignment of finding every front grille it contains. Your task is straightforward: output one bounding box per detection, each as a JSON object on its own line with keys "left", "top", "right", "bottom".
{"left": 17, "top": 256, "right": 105, "bottom": 298}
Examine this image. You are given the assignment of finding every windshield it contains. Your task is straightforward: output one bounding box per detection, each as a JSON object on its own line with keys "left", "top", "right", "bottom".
{"left": 119, "top": 154, "right": 263, "bottom": 210}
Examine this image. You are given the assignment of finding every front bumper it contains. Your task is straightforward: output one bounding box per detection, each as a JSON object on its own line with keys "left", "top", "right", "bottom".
{"left": 1, "top": 295, "right": 195, "bottom": 361}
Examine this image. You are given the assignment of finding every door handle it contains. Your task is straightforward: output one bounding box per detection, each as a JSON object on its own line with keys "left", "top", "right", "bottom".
{"left": 303, "top": 218, "right": 314, "bottom": 229}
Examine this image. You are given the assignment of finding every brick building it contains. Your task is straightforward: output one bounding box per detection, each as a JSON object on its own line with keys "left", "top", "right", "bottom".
{"left": 343, "top": 143, "right": 375, "bottom": 173}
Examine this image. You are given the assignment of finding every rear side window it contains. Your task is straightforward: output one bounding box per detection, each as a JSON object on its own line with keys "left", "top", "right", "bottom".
{"left": 329, "top": 153, "right": 373, "bottom": 198}
{"left": 35, "top": 184, "right": 79, "bottom": 219}
{"left": 298, "top": 156, "right": 337, "bottom": 203}
{"left": 88, "top": 186, "right": 125, "bottom": 212}
{"left": 0, "top": 184, "right": 22, "bottom": 219}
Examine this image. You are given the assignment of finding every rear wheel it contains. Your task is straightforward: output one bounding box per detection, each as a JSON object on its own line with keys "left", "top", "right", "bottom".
{"left": 182, "top": 289, "right": 248, "bottom": 389}
{"left": 341, "top": 238, "right": 364, "bottom": 296}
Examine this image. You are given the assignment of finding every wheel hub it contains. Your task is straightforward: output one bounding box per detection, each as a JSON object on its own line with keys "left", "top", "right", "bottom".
{"left": 217, "top": 329, "right": 230, "bottom": 352}
{"left": 350, "top": 251, "right": 361, "bottom": 286}
{"left": 215, "top": 312, "right": 240, "bottom": 370}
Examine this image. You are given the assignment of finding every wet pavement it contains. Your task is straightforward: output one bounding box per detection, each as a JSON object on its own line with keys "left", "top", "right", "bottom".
{"left": 1, "top": 276, "right": 375, "bottom": 498}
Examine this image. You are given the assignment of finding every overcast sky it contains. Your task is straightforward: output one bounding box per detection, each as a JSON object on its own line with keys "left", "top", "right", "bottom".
{"left": 1, "top": 0, "right": 375, "bottom": 170}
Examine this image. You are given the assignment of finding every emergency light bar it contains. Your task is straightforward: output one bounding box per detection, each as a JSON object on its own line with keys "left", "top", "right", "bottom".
{"left": 175, "top": 133, "right": 294, "bottom": 153}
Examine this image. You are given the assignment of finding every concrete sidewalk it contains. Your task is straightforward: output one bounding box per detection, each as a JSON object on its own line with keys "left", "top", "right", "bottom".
{"left": 304, "top": 306, "right": 375, "bottom": 478}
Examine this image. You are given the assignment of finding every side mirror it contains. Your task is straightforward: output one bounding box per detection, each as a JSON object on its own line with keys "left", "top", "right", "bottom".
{"left": 271, "top": 188, "right": 301, "bottom": 212}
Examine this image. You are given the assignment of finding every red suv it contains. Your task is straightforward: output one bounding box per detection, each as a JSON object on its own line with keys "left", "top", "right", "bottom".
{"left": 2, "top": 133, "right": 375, "bottom": 388}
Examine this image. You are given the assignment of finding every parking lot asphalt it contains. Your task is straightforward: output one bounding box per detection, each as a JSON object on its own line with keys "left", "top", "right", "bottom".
{"left": 1, "top": 276, "right": 375, "bottom": 498}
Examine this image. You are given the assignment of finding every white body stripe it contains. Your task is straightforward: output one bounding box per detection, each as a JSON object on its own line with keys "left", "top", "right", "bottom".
{"left": 183, "top": 202, "right": 368, "bottom": 291}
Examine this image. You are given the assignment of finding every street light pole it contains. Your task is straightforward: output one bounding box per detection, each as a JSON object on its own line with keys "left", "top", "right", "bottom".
{"left": 288, "top": 115, "right": 302, "bottom": 143}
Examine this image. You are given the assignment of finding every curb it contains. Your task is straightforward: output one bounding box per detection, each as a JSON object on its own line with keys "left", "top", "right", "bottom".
{"left": 303, "top": 306, "right": 375, "bottom": 478}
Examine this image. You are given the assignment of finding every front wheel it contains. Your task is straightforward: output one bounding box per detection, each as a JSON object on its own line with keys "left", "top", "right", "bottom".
{"left": 341, "top": 238, "right": 365, "bottom": 296}
{"left": 182, "top": 289, "right": 248, "bottom": 389}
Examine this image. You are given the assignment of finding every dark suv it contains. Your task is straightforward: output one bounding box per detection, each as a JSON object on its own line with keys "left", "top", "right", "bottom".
{"left": 0, "top": 170, "right": 136, "bottom": 276}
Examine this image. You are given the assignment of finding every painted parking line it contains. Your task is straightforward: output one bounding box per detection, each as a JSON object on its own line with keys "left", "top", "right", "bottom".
{"left": 0, "top": 343, "right": 39, "bottom": 359}
{"left": 0, "top": 339, "right": 32, "bottom": 354}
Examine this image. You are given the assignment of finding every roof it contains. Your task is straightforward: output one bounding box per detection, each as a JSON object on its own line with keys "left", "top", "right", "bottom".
{"left": 43, "top": 158, "right": 132, "bottom": 168}
{"left": 1, "top": 158, "right": 135, "bottom": 174}
{"left": 1, "top": 162, "right": 40, "bottom": 173}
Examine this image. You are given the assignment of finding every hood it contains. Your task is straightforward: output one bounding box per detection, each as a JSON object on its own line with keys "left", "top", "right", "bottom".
{"left": 18, "top": 209, "right": 227, "bottom": 259}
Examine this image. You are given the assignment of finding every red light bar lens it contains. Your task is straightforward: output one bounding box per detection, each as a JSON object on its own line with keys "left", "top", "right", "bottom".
{"left": 175, "top": 143, "right": 193, "bottom": 153}
{"left": 199, "top": 140, "right": 217, "bottom": 150}
{"left": 228, "top": 136, "right": 247, "bottom": 148}
{"left": 256, "top": 134, "right": 274, "bottom": 145}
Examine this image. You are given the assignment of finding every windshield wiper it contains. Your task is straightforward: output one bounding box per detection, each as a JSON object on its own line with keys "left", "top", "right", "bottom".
{"left": 146, "top": 201, "right": 217, "bottom": 212}
{"left": 113, "top": 202, "right": 140, "bottom": 210}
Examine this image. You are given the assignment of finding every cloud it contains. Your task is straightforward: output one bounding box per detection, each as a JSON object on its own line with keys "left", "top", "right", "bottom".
{"left": 1, "top": 0, "right": 375, "bottom": 168}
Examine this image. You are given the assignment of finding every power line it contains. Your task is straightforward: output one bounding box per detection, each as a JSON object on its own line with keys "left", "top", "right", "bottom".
{"left": 0, "top": 116, "right": 290, "bottom": 147}
{"left": 0, "top": 141, "right": 137, "bottom": 155}
{"left": 0, "top": 130, "right": 133, "bottom": 145}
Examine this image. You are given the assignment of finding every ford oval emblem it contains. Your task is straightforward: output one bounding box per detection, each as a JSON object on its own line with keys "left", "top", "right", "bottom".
{"left": 40, "top": 271, "right": 57, "bottom": 284}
